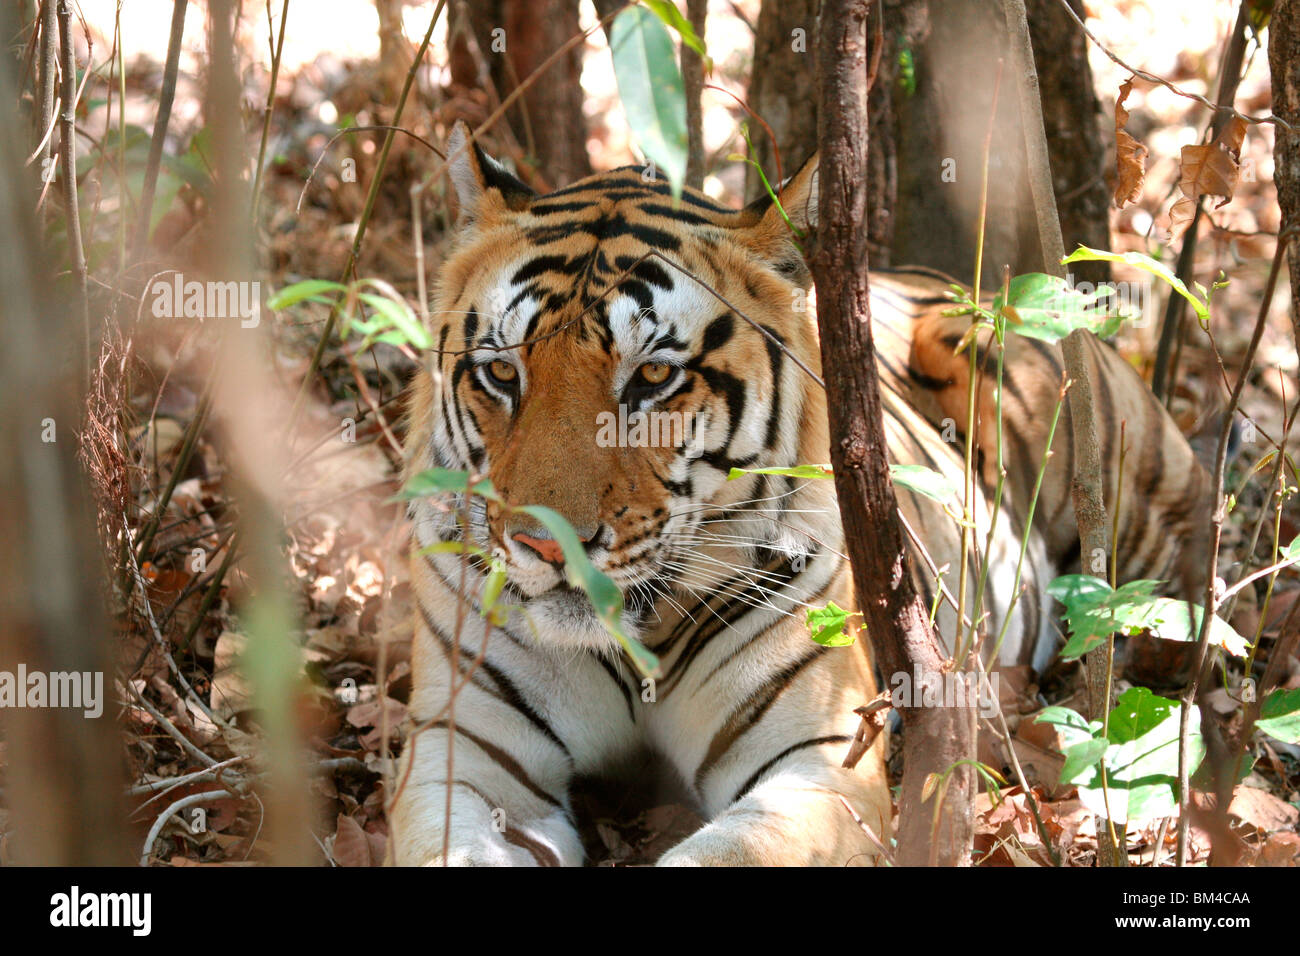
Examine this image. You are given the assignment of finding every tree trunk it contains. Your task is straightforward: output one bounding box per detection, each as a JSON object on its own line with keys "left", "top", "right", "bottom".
{"left": 1271, "top": 0, "right": 1300, "bottom": 352}
{"left": 0, "top": 3, "right": 129, "bottom": 865}
{"left": 1023, "top": 0, "right": 1111, "bottom": 285}
{"left": 746, "top": 0, "right": 820, "bottom": 200}
{"left": 682, "top": 0, "right": 707, "bottom": 190}
{"left": 813, "top": 0, "right": 976, "bottom": 867}
{"left": 889, "top": 0, "right": 1108, "bottom": 284}
{"left": 468, "top": 0, "right": 591, "bottom": 187}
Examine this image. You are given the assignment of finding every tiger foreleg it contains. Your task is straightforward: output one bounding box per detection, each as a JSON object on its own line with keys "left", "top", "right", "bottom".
{"left": 657, "top": 749, "right": 891, "bottom": 866}
{"left": 386, "top": 722, "right": 584, "bottom": 866}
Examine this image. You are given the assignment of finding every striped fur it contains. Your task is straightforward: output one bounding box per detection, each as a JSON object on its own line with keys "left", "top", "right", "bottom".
{"left": 387, "top": 125, "right": 1211, "bottom": 866}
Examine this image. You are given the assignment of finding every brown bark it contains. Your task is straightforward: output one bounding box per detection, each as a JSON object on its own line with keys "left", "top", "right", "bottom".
{"left": 746, "top": 0, "right": 820, "bottom": 200}
{"left": 889, "top": 0, "right": 1107, "bottom": 285}
{"left": 1002, "top": 0, "right": 1120, "bottom": 865}
{"left": 812, "top": 0, "right": 976, "bottom": 867}
{"left": 1023, "top": 0, "right": 1110, "bottom": 285}
{"left": 682, "top": 0, "right": 707, "bottom": 190}
{"left": 1271, "top": 0, "right": 1300, "bottom": 352}
{"left": 0, "top": 3, "right": 128, "bottom": 865}
{"left": 468, "top": 0, "right": 591, "bottom": 187}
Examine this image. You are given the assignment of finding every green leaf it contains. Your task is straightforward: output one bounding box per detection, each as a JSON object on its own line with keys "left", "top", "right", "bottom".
{"left": 1078, "top": 687, "right": 1204, "bottom": 826}
{"left": 1034, "top": 705, "right": 1102, "bottom": 749}
{"left": 1060, "top": 246, "right": 1210, "bottom": 327}
{"left": 1059, "top": 737, "right": 1109, "bottom": 784}
{"left": 1284, "top": 534, "right": 1300, "bottom": 563}
{"left": 728, "top": 464, "right": 833, "bottom": 481}
{"left": 356, "top": 292, "right": 432, "bottom": 349}
{"left": 806, "top": 601, "right": 858, "bottom": 646}
{"left": 609, "top": 5, "right": 689, "bottom": 198}
{"left": 1138, "top": 598, "right": 1251, "bottom": 658}
{"left": 417, "top": 541, "right": 490, "bottom": 559}
{"left": 481, "top": 558, "right": 508, "bottom": 625}
{"left": 396, "top": 468, "right": 500, "bottom": 502}
{"left": 268, "top": 279, "right": 346, "bottom": 310}
{"left": 642, "top": 0, "right": 711, "bottom": 68}
{"left": 1047, "top": 576, "right": 1247, "bottom": 660}
{"left": 517, "top": 505, "right": 661, "bottom": 678}
{"left": 1257, "top": 687, "right": 1300, "bottom": 744}
{"left": 1036, "top": 692, "right": 1207, "bottom": 825}
{"left": 890, "top": 463, "right": 958, "bottom": 504}
{"left": 992, "top": 272, "right": 1130, "bottom": 344}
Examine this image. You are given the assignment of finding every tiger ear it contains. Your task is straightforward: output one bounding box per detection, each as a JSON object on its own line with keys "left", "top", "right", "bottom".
{"left": 445, "top": 120, "right": 536, "bottom": 225}
{"left": 738, "top": 153, "right": 819, "bottom": 283}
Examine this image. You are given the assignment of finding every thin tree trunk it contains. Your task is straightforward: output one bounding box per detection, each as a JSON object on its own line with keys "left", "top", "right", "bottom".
{"left": 36, "top": 0, "right": 56, "bottom": 166}
{"left": 1271, "top": 0, "right": 1300, "bottom": 353}
{"left": 813, "top": 0, "right": 976, "bottom": 867}
{"left": 681, "top": 0, "right": 707, "bottom": 190}
{"left": 0, "top": 2, "right": 128, "bottom": 865}
{"left": 207, "top": 0, "right": 315, "bottom": 865}
{"left": 1001, "top": 0, "right": 1120, "bottom": 866}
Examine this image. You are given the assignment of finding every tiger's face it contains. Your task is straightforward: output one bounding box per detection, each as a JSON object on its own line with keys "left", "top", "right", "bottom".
{"left": 407, "top": 125, "right": 830, "bottom": 651}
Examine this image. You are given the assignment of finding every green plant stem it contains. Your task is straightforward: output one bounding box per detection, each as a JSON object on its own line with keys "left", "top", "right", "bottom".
{"left": 956, "top": 59, "right": 1003, "bottom": 664}
{"left": 250, "top": 0, "right": 290, "bottom": 228}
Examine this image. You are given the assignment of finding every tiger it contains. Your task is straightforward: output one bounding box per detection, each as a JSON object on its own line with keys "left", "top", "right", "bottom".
{"left": 386, "top": 120, "right": 1212, "bottom": 866}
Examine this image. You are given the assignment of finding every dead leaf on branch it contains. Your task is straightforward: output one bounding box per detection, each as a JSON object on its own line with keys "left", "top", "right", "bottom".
{"left": 1114, "top": 79, "right": 1148, "bottom": 208}
{"left": 1169, "top": 116, "right": 1248, "bottom": 240}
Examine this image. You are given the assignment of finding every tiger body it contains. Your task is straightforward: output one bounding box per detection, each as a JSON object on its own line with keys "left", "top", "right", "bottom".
{"left": 387, "top": 125, "right": 1211, "bottom": 866}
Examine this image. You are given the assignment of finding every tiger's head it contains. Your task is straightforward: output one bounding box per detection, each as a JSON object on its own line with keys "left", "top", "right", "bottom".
{"left": 406, "top": 123, "right": 835, "bottom": 652}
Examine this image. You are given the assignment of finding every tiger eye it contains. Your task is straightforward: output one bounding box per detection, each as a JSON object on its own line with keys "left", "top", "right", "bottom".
{"left": 639, "top": 362, "right": 673, "bottom": 386}
{"left": 487, "top": 359, "right": 518, "bottom": 384}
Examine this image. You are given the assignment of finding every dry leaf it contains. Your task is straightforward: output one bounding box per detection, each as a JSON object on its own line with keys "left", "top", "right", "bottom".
{"left": 331, "top": 813, "right": 385, "bottom": 866}
{"left": 1113, "top": 79, "right": 1148, "bottom": 207}
{"left": 1228, "top": 784, "right": 1300, "bottom": 835}
{"left": 1169, "top": 117, "right": 1247, "bottom": 239}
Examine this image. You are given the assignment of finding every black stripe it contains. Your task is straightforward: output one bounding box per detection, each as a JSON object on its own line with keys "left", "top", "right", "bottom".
{"left": 595, "top": 653, "right": 637, "bottom": 722}
{"left": 730, "top": 735, "right": 854, "bottom": 804}
{"left": 416, "top": 585, "right": 570, "bottom": 756}
{"left": 434, "top": 720, "right": 565, "bottom": 809}
{"left": 694, "top": 648, "right": 826, "bottom": 790}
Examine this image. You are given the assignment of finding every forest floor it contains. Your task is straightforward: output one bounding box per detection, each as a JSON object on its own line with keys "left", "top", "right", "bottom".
{"left": 6, "top": 0, "right": 1295, "bottom": 867}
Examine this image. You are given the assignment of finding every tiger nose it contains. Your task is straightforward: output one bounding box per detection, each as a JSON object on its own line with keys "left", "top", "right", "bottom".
{"left": 511, "top": 526, "right": 602, "bottom": 565}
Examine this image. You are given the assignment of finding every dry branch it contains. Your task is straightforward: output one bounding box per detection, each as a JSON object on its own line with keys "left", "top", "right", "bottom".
{"left": 812, "top": 0, "right": 976, "bottom": 867}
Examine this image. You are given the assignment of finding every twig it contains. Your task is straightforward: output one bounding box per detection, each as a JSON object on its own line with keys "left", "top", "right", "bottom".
{"left": 131, "top": 380, "right": 215, "bottom": 568}
{"left": 295, "top": 125, "right": 446, "bottom": 214}
{"left": 132, "top": 0, "right": 187, "bottom": 260}
{"left": 1051, "top": 0, "right": 1294, "bottom": 133}
{"left": 682, "top": 0, "right": 707, "bottom": 190}
{"left": 174, "top": 529, "right": 240, "bottom": 655}
{"left": 35, "top": 0, "right": 57, "bottom": 171}
{"left": 1176, "top": 228, "right": 1296, "bottom": 865}
{"left": 128, "top": 757, "right": 247, "bottom": 800}
{"left": 1152, "top": 2, "right": 1251, "bottom": 400}
{"left": 56, "top": 0, "right": 89, "bottom": 383}
{"left": 127, "top": 685, "right": 217, "bottom": 770}
{"left": 837, "top": 794, "right": 897, "bottom": 866}
{"left": 140, "top": 789, "right": 239, "bottom": 866}
{"left": 250, "top": 0, "right": 290, "bottom": 227}
{"left": 123, "top": 516, "right": 235, "bottom": 735}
